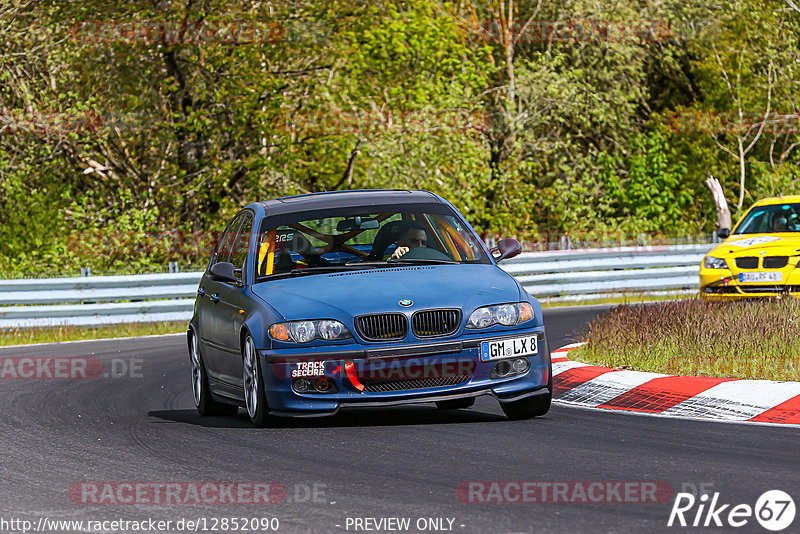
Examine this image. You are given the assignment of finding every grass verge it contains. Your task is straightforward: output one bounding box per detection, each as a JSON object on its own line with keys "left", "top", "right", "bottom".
{"left": 0, "top": 321, "right": 186, "bottom": 347}
{"left": 570, "top": 298, "right": 800, "bottom": 381}
{"left": 540, "top": 292, "right": 693, "bottom": 308}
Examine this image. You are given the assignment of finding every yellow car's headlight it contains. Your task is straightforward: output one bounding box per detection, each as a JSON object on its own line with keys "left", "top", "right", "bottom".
{"left": 703, "top": 256, "right": 729, "bottom": 270}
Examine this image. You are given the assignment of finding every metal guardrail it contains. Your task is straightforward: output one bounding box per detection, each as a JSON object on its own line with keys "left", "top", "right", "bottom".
{"left": 0, "top": 244, "right": 713, "bottom": 328}
{"left": 500, "top": 244, "right": 714, "bottom": 298}
{"left": 0, "top": 273, "right": 203, "bottom": 328}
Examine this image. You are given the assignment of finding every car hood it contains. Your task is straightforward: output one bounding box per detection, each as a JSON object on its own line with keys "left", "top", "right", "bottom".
{"left": 251, "top": 264, "right": 523, "bottom": 320}
{"left": 709, "top": 234, "right": 800, "bottom": 257}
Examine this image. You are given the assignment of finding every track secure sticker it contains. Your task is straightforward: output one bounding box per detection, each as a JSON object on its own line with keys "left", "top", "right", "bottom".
{"left": 291, "top": 361, "right": 325, "bottom": 378}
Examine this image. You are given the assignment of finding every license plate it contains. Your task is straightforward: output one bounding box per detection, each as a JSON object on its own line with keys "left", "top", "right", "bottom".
{"left": 480, "top": 336, "right": 538, "bottom": 362}
{"left": 739, "top": 272, "right": 782, "bottom": 283}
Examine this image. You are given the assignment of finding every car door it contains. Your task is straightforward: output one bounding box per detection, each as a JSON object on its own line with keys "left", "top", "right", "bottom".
{"left": 212, "top": 212, "right": 255, "bottom": 389}
{"left": 197, "top": 213, "right": 243, "bottom": 384}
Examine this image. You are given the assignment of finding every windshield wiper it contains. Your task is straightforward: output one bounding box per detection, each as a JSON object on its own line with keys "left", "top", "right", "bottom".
{"left": 346, "top": 258, "right": 459, "bottom": 267}
{"left": 260, "top": 264, "right": 378, "bottom": 281}
{"left": 290, "top": 265, "right": 379, "bottom": 274}
{"left": 344, "top": 260, "right": 396, "bottom": 267}
{"left": 395, "top": 258, "right": 459, "bottom": 265}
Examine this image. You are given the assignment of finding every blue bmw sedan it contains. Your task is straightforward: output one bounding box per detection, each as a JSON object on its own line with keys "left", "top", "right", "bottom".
{"left": 188, "top": 190, "right": 551, "bottom": 426}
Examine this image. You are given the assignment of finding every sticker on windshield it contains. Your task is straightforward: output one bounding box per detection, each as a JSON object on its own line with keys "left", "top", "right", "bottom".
{"left": 727, "top": 236, "right": 781, "bottom": 248}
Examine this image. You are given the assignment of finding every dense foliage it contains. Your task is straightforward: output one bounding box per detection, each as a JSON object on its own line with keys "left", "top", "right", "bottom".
{"left": 2, "top": 0, "right": 800, "bottom": 272}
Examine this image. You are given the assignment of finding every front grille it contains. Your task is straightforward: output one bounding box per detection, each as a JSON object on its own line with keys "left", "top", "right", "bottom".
{"left": 355, "top": 313, "right": 408, "bottom": 341}
{"left": 739, "top": 285, "right": 784, "bottom": 293}
{"left": 412, "top": 309, "right": 461, "bottom": 338}
{"left": 763, "top": 256, "right": 789, "bottom": 269}
{"left": 735, "top": 257, "right": 758, "bottom": 269}
{"left": 704, "top": 285, "right": 739, "bottom": 294}
{"left": 361, "top": 375, "right": 469, "bottom": 392}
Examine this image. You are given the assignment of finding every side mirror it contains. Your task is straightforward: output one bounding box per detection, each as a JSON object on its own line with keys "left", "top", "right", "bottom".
{"left": 717, "top": 228, "right": 731, "bottom": 239}
{"left": 491, "top": 238, "right": 522, "bottom": 262}
{"left": 209, "top": 261, "right": 240, "bottom": 284}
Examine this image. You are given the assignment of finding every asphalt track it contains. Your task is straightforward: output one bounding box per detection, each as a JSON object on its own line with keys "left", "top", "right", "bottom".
{"left": 0, "top": 305, "right": 797, "bottom": 534}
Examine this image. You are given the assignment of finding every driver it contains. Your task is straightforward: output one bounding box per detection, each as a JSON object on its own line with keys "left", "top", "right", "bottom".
{"left": 772, "top": 216, "right": 788, "bottom": 232}
{"left": 391, "top": 223, "right": 428, "bottom": 259}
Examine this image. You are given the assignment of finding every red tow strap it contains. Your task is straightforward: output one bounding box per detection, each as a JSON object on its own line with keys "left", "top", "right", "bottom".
{"left": 344, "top": 361, "right": 364, "bottom": 392}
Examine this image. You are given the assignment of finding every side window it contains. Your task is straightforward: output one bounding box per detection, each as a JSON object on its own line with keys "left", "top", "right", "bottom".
{"left": 211, "top": 213, "right": 243, "bottom": 267}
{"left": 229, "top": 214, "right": 254, "bottom": 278}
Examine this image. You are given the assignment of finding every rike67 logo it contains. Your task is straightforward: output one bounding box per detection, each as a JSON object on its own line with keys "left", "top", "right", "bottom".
{"left": 668, "top": 490, "right": 795, "bottom": 531}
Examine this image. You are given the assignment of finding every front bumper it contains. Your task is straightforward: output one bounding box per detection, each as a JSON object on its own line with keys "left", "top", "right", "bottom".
{"left": 257, "top": 328, "right": 550, "bottom": 416}
{"left": 700, "top": 268, "right": 800, "bottom": 300}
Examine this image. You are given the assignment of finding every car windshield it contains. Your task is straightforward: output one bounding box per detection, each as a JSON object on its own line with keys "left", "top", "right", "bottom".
{"left": 254, "top": 205, "right": 490, "bottom": 281}
{"left": 733, "top": 203, "right": 800, "bottom": 234}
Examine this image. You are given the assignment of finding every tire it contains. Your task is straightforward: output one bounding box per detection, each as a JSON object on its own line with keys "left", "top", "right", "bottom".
{"left": 190, "top": 331, "right": 238, "bottom": 417}
{"left": 242, "top": 335, "right": 270, "bottom": 427}
{"left": 435, "top": 398, "right": 476, "bottom": 410}
{"left": 501, "top": 336, "right": 553, "bottom": 420}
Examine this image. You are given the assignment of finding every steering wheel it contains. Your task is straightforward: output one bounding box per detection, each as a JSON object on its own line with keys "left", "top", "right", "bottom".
{"left": 399, "top": 246, "right": 455, "bottom": 261}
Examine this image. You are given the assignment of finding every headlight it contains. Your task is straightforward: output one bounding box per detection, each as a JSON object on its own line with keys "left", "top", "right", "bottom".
{"left": 703, "top": 256, "right": 729, "bottom": 270}
{"left": 269, "top": 320, "right": 352, "bottom": 343}
{"left": 466, "top": 302, "right": 533, "bottom": 329}
{"left": 290, "top": 321, "right": 316, "bottom": 343}
{"left": 317, "top": 320, "right": 345, "bottom": 340}
{"left": 468, "top": 307, "right": 494, "bottom": 329}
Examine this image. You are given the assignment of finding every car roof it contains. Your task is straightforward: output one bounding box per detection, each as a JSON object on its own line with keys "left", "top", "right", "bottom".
{"left": 258, "top": 189, "right": 444, "bottom": 216}
{"left": 753, "top": 195, "right": 800, "bottom": 206}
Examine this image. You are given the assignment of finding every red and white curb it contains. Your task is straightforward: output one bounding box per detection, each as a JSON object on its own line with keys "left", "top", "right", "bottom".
{"left": 552, "top": 343, "right": 800, "bottom": 426}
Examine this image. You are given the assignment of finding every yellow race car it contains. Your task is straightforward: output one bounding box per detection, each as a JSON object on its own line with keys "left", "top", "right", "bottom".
{"left": 700, "top": 195, "right": 800, "bottom": 299}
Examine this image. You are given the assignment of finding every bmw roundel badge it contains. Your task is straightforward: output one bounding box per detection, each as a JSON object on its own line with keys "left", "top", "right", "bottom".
{"left": 398, "top": 299, "right": 413, "bottom": 307}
